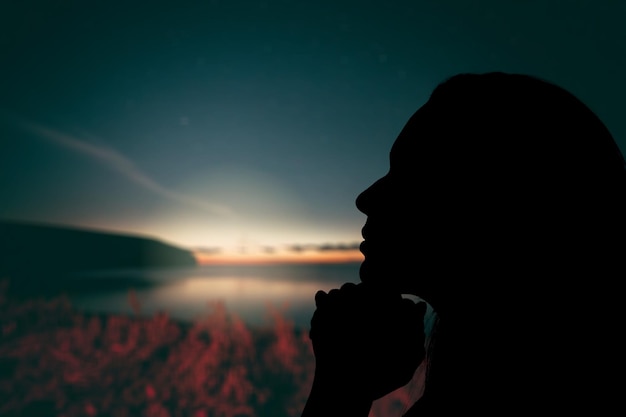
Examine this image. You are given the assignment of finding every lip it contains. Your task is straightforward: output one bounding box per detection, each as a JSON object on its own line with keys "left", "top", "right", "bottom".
{"left": 361, "top": 224, "right": 370, "bottom": 240}
{"left": 359, "top": 240, "right": 367, "bottom": 255}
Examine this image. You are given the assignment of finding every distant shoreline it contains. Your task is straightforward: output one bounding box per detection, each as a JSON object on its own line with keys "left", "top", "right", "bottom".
{"left": 0, "top": 220, "right": 197, "bottom": 278}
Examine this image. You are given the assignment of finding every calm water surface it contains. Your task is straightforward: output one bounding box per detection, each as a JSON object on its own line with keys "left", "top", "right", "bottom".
{"left": 67, "top": 263, "right": 364, "bottom": 328}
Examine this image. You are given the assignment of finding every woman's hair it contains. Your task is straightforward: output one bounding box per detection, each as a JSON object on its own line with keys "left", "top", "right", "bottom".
{"left": 417, "top": 72, "right": 626, "bottom": 279}
{"left": 407, "top": 72, "right": 625, "bottom": 414}
{"left": 429, "top": 72, "right": 626, "bottom": 192}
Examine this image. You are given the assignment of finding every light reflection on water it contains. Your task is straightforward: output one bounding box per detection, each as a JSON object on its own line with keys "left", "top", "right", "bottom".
{"left": 70, "top": 263, "right": 362, "bottom": 327}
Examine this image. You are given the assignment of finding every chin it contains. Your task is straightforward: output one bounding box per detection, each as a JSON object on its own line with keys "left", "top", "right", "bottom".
{"left": 359, "top": 259, "right": 406, "bottom": 294}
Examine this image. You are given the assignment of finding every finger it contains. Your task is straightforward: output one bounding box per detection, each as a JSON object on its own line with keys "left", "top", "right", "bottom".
{"left": 314, "top": 290, "right": 327, "bottom": 307}
{"left": 309, "top": 310, "right": 322, "bottom": 340}
{"left": 339, "top": 282, "right": 360, "bottom": 303}
{"left": 327, "top": 288, "right": 341, "bottom": 299}
{"left": 340, "top": 282, "right": 358, "bottom": 292}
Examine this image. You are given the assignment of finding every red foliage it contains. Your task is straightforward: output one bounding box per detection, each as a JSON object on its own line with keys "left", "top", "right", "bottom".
{"left": 0, "top": 279, "right": 425, "bottom": 417}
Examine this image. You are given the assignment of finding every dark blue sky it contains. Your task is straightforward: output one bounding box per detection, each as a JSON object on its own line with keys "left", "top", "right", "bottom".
{"left": 1, "top": 0, "right": 624, "bottom": 255}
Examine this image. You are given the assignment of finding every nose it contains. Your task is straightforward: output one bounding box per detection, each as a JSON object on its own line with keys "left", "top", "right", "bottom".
{"left": 356, "top": 175, "right": 387, "bottom": 215}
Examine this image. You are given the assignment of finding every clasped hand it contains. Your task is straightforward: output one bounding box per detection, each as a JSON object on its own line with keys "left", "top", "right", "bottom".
{"left": 309, "top": 282, "right": 427, "bottom": 402}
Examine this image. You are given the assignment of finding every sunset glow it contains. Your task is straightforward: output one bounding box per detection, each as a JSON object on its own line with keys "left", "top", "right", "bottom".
{"left": 193, "top": 248, "right": 364, "bottom": 266}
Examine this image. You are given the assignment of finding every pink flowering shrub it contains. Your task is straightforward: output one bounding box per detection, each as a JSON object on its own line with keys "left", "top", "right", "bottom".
{"left": 0, "top": 279, "right": 425, "bottom": 417}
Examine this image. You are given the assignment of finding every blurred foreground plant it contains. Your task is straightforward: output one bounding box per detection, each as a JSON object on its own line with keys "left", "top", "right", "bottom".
{"left": 0, "top": 279, "right": 424, "bottom": 417}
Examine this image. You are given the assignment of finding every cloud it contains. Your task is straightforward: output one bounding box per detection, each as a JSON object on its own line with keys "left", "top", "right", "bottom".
{"left": 317, "top": 242, "right": 361, "bottom": 252}
{"left": 19, "top": 121, "right": 235, "bottom": 218}
{"left": 285, "top": 242, "right": 361, "bottom": 253}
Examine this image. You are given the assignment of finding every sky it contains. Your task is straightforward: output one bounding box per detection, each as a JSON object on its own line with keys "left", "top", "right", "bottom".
{"left": 1, "top": 0, "right": 624, "bottom": 263}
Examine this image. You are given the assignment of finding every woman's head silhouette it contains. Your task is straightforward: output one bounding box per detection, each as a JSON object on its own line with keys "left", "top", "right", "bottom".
{"left": 303, "top": 72, "right": 625, "bottom": 416}
{"left": 357, "top": 71, "right": 626, "bottom": 315}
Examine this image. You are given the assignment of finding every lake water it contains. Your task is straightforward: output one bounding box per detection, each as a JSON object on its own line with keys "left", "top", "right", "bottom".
{"left": 64, "top": 262, "right": 368, "bottom": 328}
{"left": 4, "top": 261, "right": 431, "bottom": 417}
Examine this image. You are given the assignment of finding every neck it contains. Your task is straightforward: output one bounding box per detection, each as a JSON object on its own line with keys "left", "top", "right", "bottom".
{"left": 419, "top": 302, "right": 492, "bottom": 409}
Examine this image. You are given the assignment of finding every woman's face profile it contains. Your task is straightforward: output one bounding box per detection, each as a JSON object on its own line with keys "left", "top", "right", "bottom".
{"left": 356, "top": 103, "right": 444, "bottom": 300}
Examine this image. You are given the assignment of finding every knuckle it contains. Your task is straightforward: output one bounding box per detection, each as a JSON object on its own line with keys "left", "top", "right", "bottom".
{"left": 340, "top": 282, "right": 357, "bottom": 290}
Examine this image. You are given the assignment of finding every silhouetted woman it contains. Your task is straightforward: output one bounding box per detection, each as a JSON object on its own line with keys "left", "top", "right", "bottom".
{"left": 302, "top": 72, "right": 626, "bottom": 416}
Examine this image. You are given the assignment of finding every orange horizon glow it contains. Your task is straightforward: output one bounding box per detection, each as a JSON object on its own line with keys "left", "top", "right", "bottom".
{"left": 193, "top": 249, "right": 364, "bottom": 266}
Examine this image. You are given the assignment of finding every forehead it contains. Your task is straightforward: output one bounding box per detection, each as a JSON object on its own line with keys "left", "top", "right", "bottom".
{"left": 389, "top": 102, "right": 438, "bottom": 167}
